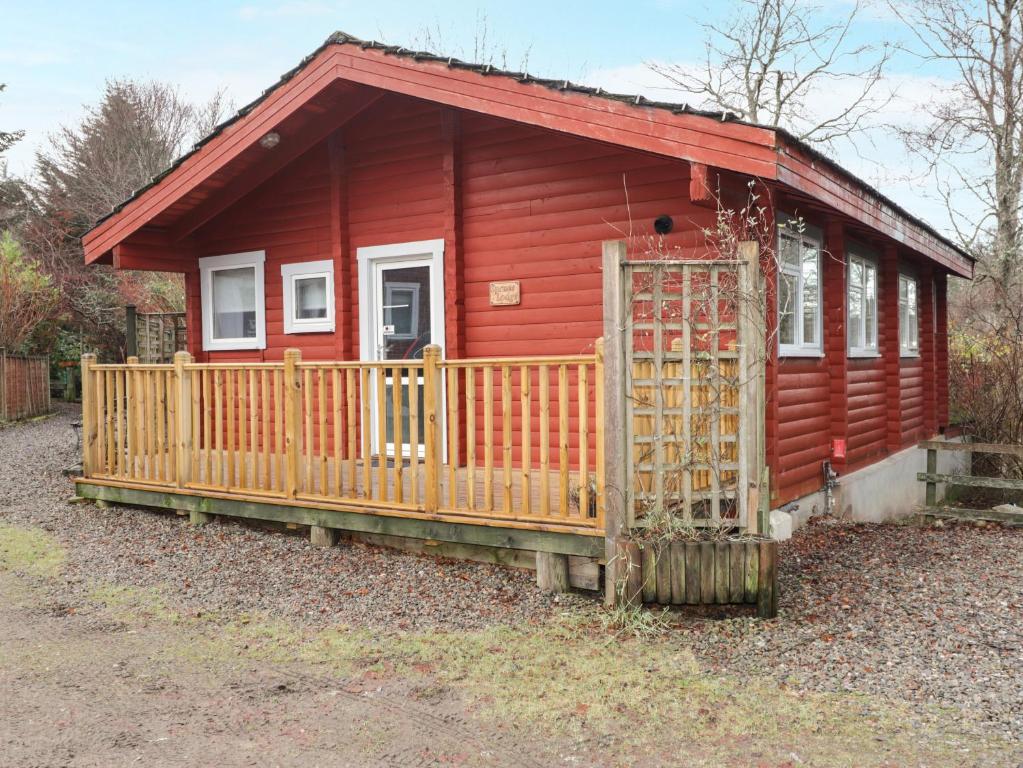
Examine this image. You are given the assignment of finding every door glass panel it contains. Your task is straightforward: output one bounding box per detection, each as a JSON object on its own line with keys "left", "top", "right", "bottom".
{"left": 378, "top": 263, "right": 432, "bottom": 454}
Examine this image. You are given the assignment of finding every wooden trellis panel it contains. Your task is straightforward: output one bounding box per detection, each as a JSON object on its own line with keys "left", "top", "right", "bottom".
{"left": 621, "top": 258, "right": 762, "bottom": 529}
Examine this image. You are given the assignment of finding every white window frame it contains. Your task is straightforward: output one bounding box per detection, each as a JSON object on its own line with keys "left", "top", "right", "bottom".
{"left": 282, "top": 259, "right": 335, "bottom": 334}
{"left": 899, "top": 273, "right": 920, "bottom": 357}
{"left": 777, "top": 218, "right": 823, "bottom": 357}
{"left": 199, "top": 250, "right": 266, "bottom": 352}
{"left": 847, "top": 247, "right": 879, "bottom": 357}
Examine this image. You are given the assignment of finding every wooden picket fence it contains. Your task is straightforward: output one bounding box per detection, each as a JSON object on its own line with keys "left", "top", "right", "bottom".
{"left": 79, "top": 345, "right": 605, "bottom": 533}
{"left": 0, "top": 350, "right": 51, "bottom": 422}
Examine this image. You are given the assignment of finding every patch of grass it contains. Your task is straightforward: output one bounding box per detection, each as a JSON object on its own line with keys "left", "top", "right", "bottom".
{"left": 0, "top": 523, "right": 64, "bottom": 578}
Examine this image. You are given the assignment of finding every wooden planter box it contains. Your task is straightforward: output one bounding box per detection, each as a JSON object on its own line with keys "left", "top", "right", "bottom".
{"left": 613, "top": 536, "right": 778, "bottom": 618}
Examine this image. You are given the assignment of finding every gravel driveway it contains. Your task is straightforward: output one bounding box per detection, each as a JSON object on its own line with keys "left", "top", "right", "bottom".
{"left": 2, "top": 404, "right": 1022, "bottom": 755}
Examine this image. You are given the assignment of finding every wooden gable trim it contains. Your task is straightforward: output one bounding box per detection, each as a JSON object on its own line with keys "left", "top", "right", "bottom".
{"left": 83, "top": 49, "right": 346, "bottom": 262}
{"left": 82, "top": 38, "right": 972, "bottom": 279}
{"left": 775, "top": 144, "right": 972, "bottom": 278}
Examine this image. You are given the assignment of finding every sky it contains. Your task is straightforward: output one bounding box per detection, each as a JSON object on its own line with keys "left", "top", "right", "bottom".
{"left": 0, "top": 0, "right": 981, "bottom": 239}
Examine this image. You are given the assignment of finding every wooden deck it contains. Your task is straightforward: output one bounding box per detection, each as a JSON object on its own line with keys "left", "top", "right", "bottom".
{"left": 77, "top": 347, "right": 606, "bottom": 544}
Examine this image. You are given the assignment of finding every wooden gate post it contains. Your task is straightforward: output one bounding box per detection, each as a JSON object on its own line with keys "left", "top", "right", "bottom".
{"left": 423, "top": 344, "right": 443, "bottom": 513}
{"left": 81, "top": 353, "right": 97, "bottom": 476}
{"left": 283, "top": 348, "right": 302, "bottom": 498}
{"left": 601, "top": 239, "right": 628, "bottom": 606}
{"left": 0, "top": 348, "right": 6, "bottom": 422}
{"left": 174, "top": 351, "right": 194, "bottom": 488}
{"left": 737, "top": 240, "right": 767, "bottom": 534}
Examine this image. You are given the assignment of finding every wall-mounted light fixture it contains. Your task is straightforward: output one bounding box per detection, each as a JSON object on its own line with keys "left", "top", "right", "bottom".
{"left": 259, "top": 131, "right": 281, "bottom": 149}
{"left": 654, "top": 214, "right": 674, "bottom": 235}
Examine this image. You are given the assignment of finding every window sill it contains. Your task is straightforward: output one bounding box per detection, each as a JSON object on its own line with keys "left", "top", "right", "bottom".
{"left": 284, "top": 323, "right": 335, "bottom": 335}
{"left": 778, "top": 349, "right": 825, "bottom": 359}
{"left": 204, "top": 339, "right": 265, "bottom": 352}
{"left": 900, "top": 352, "right": 921, "bottom": 359}
{"left": 848, "top": 351, "right": 881, "bottom": 359}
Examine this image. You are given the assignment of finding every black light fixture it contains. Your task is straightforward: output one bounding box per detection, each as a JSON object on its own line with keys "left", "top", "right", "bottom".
{"left": 654, "top": 214, "right": 674, "bottom": 235}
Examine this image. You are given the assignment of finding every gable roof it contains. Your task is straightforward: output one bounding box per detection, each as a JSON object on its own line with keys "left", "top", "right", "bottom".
{"left": 82, "top": 31, "right": 974, "bottom": 277}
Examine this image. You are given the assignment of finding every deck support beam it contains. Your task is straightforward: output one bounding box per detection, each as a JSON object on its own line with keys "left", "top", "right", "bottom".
{"left": 73, "top": 481, "right": 604, "bottom": 558}
{"left": 535, "top": 551, "right": 571, "bottom": 593}
{"left": 189, "top": 510, "right": 213, "bottom": 526}
{"left": 310, "top": 524, "right": 340, "bottom": 547}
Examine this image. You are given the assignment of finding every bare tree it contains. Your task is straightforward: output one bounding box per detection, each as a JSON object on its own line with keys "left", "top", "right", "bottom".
{"left": 406, "top": 10, "right": 532, "bottom": 71}
{"left": 892, "top": 0, "right": 1023, "bottom": 280}
{"left": 0, "top": 83, "right": 23, "bottom": 158}
{"left": 649, "top": 0, "right": 892, "bottom": 148}
{"left": 13, "top": 79, "right": 226, "bottom": 358}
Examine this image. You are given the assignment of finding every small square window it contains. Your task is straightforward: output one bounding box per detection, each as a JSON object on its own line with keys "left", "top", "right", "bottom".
{"left": 282, "top": 259, "right": 335, "bottom": 334}
{"left": 199, "top": 251, "right": 266, "bottom": 352}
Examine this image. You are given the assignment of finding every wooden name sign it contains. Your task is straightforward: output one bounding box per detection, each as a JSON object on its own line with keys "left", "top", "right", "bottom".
{"left": 489, "top": 280, "right": 521, "bottom": 306}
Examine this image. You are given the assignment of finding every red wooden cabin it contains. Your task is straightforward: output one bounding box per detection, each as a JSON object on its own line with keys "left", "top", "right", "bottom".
{"left": 75, "top": 33, "right": 972, "bottom": 596}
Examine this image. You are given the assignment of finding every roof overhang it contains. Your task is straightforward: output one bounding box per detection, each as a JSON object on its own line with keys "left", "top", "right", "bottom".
{"left": 82, "top": 33, "right": 974, "bottom": 278}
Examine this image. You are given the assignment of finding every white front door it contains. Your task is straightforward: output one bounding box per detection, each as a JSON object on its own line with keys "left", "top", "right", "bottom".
{"left": 357, "top": 239, "right": 445, "bottom": 458}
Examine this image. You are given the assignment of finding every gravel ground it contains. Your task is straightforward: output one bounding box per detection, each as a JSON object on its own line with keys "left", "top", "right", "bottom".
{"left": 688, "top": 519, "right": 1023, "bottom": 741}
{"left": 0, "top": 404, "right": 590, "bottom": 631}
{"left": 3, "top": 405, "right": 1022, "bottom": 743}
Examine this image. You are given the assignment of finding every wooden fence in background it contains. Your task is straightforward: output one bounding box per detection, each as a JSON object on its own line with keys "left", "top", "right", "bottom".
{"left": 0, "top": 350, "right": 51, "bottom": 422}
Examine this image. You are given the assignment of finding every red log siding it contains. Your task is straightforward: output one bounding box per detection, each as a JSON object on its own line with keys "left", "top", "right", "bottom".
{"left": 459, "top": 113, "right": 708, "bottom": 357}
{"left": 194, "top": 142, "right": 334, "bottom": 362}
{"left": 846, "top": 358, "right": 887, "bottom": 468}
{"left": 935, "top": 273, "right": 949, "bottom": 428}
{"left": 900, "top": 357, "right": 925, "bottom": 444}
{"left": 775, "top": 359, "right": 831, "bottom": 501}
{"left": 174, "top": 92, "right": 953, "bottom": 507}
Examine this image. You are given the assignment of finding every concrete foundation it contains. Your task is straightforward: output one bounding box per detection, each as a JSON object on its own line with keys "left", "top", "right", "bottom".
{"left": 779, "top": 437, "right": 968, "bottom": 532}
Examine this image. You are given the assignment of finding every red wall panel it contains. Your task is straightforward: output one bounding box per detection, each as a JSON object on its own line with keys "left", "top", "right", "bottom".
{"left": 846, "top": 358, "right": 887, "bottom": 468}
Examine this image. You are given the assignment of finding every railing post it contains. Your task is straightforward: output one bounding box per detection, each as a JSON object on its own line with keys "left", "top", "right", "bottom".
{"left": 174, "top": 351, "right": 193, "bottom": 488}
{"left": 423, "top": 344, "right": 443, "bottom": 512}
{"left": 284, "top": 348, "right": 302, "bottom": 498}
{"left": 80, "top": 353, "right": 97, "bottom": 476}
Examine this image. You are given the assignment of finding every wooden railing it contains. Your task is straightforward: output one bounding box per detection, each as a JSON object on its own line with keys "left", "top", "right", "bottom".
{"left": 79, "top": 345, "right": 605, "bottom": 533}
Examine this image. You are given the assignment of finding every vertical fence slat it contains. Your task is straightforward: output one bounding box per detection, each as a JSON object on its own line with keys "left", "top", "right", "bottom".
{"left": 360, "top": 368, "right": 371, "bottom": 498}
{"left": 502, "top": 365, "right": 513, "bottom": 514}
{"left": 261, "top": 369, "right": 271, "bottom": 491}
{"left": 483, "top": 365, "right": 494, "bottom": 512}
{"left": 578, "top": 363, "right": 589, "bottom": 519}
{"left": 465, "top": 367, "right": 476, "bottom": 510}
{"left": 539, "top": 365, "right": 550, "bottom": 518}
{"left": 520, "top": 364, "right": 531, "bottom": 517}
{"left": 249, "top": 369, "right": 258, "bottom": 491}
{"left": 376, "top": 367, "right": 387, "bottom": 501}
{"left": 318, "top": 368, "right": 328, "bottom": 496}
{"left": 447, "top": 366, "right": 458, "bottom": 509}
{"left": 409, "top": 368, "right": 420, "bottom": 505}
{"left": 392, "top": 366, "right": 403, "bottom": 504}
{"left": 559, "top": 363, "right": 569, "bottom": 517}
{"left": 115, "top": 369, "right": 125, "bottom": 477}
{"left": 346, "top": 369, "right": 357, "bottom": 494}
{"left": 303, "top": 368, "right": 313, "bottom": 493}
{"left": 332, "top": 369, "right": 343, "bottom": 496}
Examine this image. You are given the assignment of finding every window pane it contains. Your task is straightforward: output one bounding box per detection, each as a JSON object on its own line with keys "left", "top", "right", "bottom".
{"left": 864, "top": 265, "right": 877, "bottom": 348}
{"left": 779, "top": 233, "right": 799, "bottom": 271}
{"left": 778, "top": 272, "right": 796, "bottom": 345}
{"left": 212, "top": 266, "right": 256, "bottom": 339}
{"left": 295, "top": 275, "right": 328, "bottom": 320}
{"left": 849, "top": 258, "right": 863, "bottom": 291}
{"left": 801, "top": 244, "right": 819, "bottom": 346}
{"left": 848, "top": 283, "right": 862, "bottom": 349}
{"left": 907, "top": 280, "right": 918, "bottom": 349}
